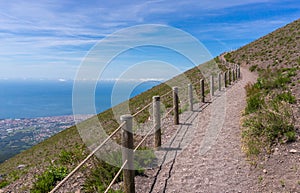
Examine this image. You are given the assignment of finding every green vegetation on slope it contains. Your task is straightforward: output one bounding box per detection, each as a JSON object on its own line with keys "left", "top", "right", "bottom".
{"left": 230, "top": 19, "right": 300, "bottom": 69}
{"left": 0, "top": 59, "right": 223, "bottom": 191}
{"left": 31, "top": 165, "right": 68, "bottom": 193}
{"left": 242, "top": 67, "right": 297, "bottom": 159}
{"left": 0, "top": 125, "right": 86, "bottom": 191}
{"left": 227, "top": 18, "right": 300, "bottom": 161}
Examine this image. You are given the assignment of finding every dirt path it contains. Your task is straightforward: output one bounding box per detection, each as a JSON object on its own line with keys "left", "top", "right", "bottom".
{"left": 135, "top": 67, "right": 258, "bottom": 192}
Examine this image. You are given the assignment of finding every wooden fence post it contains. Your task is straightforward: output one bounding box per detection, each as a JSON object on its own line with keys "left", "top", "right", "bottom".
{"left": 188, "top": 84, "right": 193, "bottom": 111}
{"left": 228, "top": 70, "right": 232, "bottom": 85}
{"left": 236, "top": 66, "right": 239, "bottom": 80}
{"left": 200, "top": 79, "right": 205, "bottom": 103}
{"left": 210, "top": 75, "right": 214, "bottom": 97}
{"left": 234, "top": 66, "right": 237, "bottom": 81}
{"left": 173, "top": 87, "right": 179, "bottom": 125}
{"left": 224, "top": 71, "right": 227, "bottom": 88}
{"left": 218, "top": 72, "right": 222, "bottom": 91}
{"left": 153, "top": 96, "right": 161, "bottom": 149}
{"left": 120, "top": 115, "right": 135, "bottom": 193}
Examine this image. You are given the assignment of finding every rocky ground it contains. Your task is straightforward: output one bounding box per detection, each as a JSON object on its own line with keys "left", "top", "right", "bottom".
{"left": 134, "top": 67, "right": 300, "bottom": 193}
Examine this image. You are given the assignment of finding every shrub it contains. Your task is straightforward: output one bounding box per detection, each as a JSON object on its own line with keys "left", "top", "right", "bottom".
{"left": 58, "top": 150, "right": 74, "bottom": 165}
{"left": 245, "top": 82, "right": 260, "bottom": 96}
{"left": 31, "top": 165, "right": 68, "bottom": 193}
{"left": 242, "top": 101, "right": 295, "bottom": 156}
{"left": 244, "top": 82, "right": 266, "bottom": 114}
{"left": 249, "top": 65, "right": 258, "bottom": 72}
{"left": 57, "top": 145, "right": 85, "bottom": 165}
{"left": 0, "top": 180, "right": 9, "bottom": 188}
{"left": 245, "top": 93, "right": 264, "bottom": 114}
{"left": 273, "top": 75, "right": 291, "bottom": 88}
{"left": 84, "top": 148, "right": 155, "bottom": 193}
{"left": 224, "top": 52, "right": 234, "bottom": 63}
{"left": 285, "top": 131, "right": 296, "bottom": 142}
{"left": 274, "top": 92, "right": 296, "bottom": 104}
{"left": 253, "top": 68, "right": 297, "bottom": 92}
{"left": 242, "top": 67, "right": 296, "bottom": 158}
{"left": 83, "top": 160, "right": 123, "bottom": 193}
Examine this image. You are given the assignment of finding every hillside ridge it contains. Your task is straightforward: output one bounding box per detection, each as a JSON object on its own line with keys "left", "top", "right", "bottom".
{"left": 1, "top": 18, "right": 300, "bottom": 192}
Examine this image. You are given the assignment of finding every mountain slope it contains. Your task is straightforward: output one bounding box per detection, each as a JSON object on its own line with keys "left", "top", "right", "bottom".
{"left": 227, "top": 18, "right": 300, "bottom": 192}
{"left": 0, "top": 58, "right": 221, "bottom": 191}
{"left": 1, "top": 18, "right": 300, "bottom": 192}
{"left": 228, "top": 18, "right": 299, "bottom": 126}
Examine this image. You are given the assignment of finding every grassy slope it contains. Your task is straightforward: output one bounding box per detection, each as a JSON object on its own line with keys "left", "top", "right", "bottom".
{"left": 0, "top": 59, "right": 221, "bottom": 189}
{"left": 228, "top": 18, "right": 299, "bottom": 112}
{"left": 228, "top": 18, "right": 300, "bottom": 157}
{"left": 229, "top": 19, "right": 300, "bottom": 71}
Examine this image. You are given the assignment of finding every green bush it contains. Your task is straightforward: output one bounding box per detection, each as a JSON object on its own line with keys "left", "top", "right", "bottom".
{"left": 224, "top": 52, "right": 234, "bottom": 63}
{"left": 245, "top": 82, "right": 260, "bottom": 96}
{"left": 274, "top": 92, "right": 296, "bottom": 104}
{"left": 285, "top": 131, "right": 297, "bottom": 142}
{"left": 249, "top": 65, "right": 258, "bottom": 72}
{"left": 273, "top": 75, "right": 291, "bottom": 88}
{"left": 242, "top": 68, "right": 296, "bottom": 158}
{"left": 31, "top": 165, "right": 68, "bottom": 193}
{"left": 245, "top": 93, "right": 264, "bottom": 114}
{"left": 243, "top": 101, "right": 294, "bottom": 156}
{"left": 58, "top": 150, "right": 74, "bottom": 165}
{"left": 255, "top": 68, "right": 295, "bottom": 91}
{"left": 0, "top": 180, "right": 9, "bottom": 188}
{"left": 84, "top": 148, "right": 155, "bottom": 193}
{"left": 281, "top": 67, "right": 297, "bottom": 77}
{"left": 264, "top": 102, "right": 294, "bottom": 142}
{"left": 83, "top": 158, "right": 123, "bottom": 193}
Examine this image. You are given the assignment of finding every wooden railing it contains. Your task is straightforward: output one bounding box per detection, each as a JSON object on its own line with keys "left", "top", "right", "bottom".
{"left": 50, "top": 65, "right": 241, "bottom": 193}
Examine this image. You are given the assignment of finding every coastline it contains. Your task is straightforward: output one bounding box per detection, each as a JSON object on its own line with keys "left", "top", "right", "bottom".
{"left": 0, "top": 114, "right": 93, "bottom": 163}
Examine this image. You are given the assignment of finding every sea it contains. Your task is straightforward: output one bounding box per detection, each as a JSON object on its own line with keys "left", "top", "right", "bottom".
{"left": 0, "top": 80, "right": 160, "bottom": 119}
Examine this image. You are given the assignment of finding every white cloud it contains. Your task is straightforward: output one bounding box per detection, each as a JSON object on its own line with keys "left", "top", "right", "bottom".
{"left": 0, "top": 0, "right": 299, "bottom": 79}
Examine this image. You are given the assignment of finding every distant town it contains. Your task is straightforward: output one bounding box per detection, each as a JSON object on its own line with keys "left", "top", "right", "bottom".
{"left": 0, "top": 115, "right": 92, "bottom": 163}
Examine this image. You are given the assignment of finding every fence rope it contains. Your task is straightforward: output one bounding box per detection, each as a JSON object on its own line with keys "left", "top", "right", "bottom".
{"left": 132, "top": 102, "right": 152, "bottom": 117}
{"left": 50, "top": 70, "right": 240, "bottom": 192}
{"left": 165, "top": 106, "right": 175, "bottom": 118}
{"left": 104, "top": 160, "right": 128, "bottom": 193}
{"left": 161, "top": 107, "right": 175, "bottom": 124}
{"left": 132, "top": 89, "right": 172, "bottom": 118}
{"left": 160, "top": 89, "right": 172, "bottom": 98}
{"left": 134, "top": 126, "right": 155, "bottom": 152}
{"left": 105, "top": 126, "right": 156, "bottom": 192}
{"left": 192, "top": 81, "right": 199, "bottom": 87}
{"left": 50, "top": 121, "right": 125, "bottom": 193}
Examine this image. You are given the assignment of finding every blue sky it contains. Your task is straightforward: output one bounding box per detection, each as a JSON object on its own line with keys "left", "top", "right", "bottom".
{"left": 0, "top": 0, "right": 299, "bottom": 80}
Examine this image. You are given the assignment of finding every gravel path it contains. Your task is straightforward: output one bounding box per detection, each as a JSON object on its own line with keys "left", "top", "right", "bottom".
{"left": 135, "top": 67, "right": 258, "bottom": 193}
